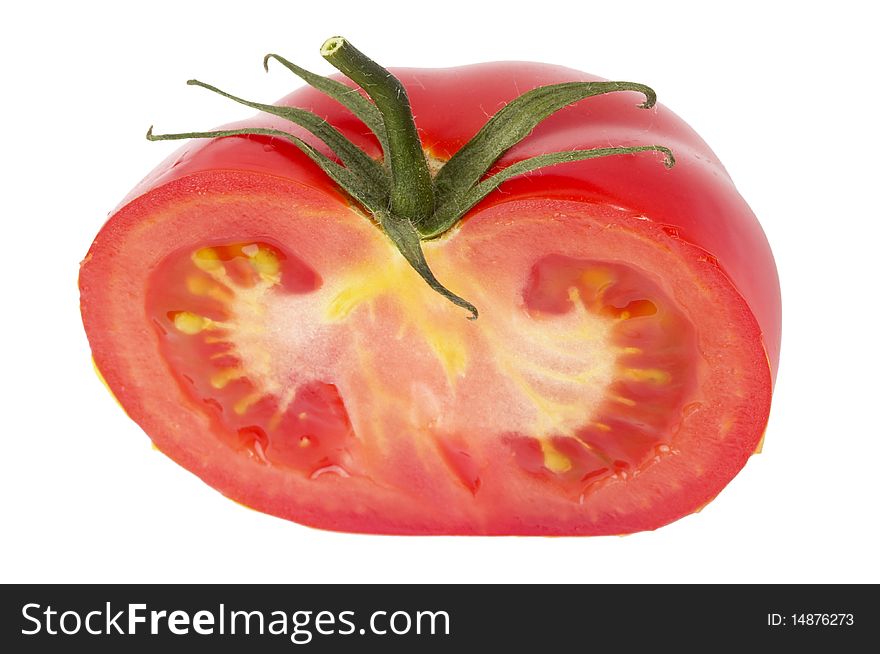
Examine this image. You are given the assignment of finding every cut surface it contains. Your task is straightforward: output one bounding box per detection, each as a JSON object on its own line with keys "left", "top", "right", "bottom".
{"left": 81, "top": 171, "right": 772, "bottom": 535}
{"left": 147, "top": 240, "right": 700, "bottom": 500}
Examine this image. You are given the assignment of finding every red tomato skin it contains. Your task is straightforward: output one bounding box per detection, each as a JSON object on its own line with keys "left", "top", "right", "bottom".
{"left": 129, "top": 62, "right": 780, "bottom": 380}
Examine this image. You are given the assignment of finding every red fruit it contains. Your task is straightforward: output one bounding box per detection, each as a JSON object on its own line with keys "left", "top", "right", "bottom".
{"left": 80, "top": 38, "right": 779, "bottom": 534}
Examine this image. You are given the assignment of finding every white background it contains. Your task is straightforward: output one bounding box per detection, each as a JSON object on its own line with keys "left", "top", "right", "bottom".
{"left": 2, "top": 1, "right": 877, "bottom": 584}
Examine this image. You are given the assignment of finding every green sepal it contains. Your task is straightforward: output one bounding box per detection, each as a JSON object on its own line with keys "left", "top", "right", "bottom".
{"left": 424, "top": 81, "right": 657, "bottom": 237}
{"left": 146, "top": 126, "right": 386, "bottom": 214}
{"left": 263, "top": 53, "right": 389, "bottom": 157}
{"left": 422, "top": 145, "right": 675, "bottom": 239}
{"left": 186, "top": 79, "right": 387, "bottom": 193}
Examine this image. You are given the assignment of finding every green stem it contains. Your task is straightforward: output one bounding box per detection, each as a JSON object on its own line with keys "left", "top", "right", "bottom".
{"left": 320, "top": 36, "right": 434, "bottom": 223}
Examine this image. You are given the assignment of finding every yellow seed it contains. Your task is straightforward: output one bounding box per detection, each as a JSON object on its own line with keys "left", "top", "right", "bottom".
{"left": 172, "top": 311, "right": 210, "bottom": 335}
{"left": 251, "top": 247, "right": 280, "bottom": 280}
{"left": 612, "top": 395, "right": 637, "bottom": 407}
{"left": 210, "top": 367, "right": 243, "bottom": 389}
{"left": 623, "top": 368, "right": 671, "bottom": 384}
{"left": 593, "top": 422, "right": 612, "bottom": 432}
{"left": 192, "top": 247, "right": 222, "bottom": 272}
{"left": 234, "top": 392, "right": 262, "bottom": 415}
{"left": 186, "top": 275, "right": 232, "bottom": 302}
{"left": 299, "top": 436, "right": 312, "bottom": 448}
{"left": 540, "top": 440, "right": 572, "bottom": 474}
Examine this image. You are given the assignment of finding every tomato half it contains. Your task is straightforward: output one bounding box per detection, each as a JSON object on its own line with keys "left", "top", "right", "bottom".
{"left": 80, "top": 56, "right": 779, "bottom": 535}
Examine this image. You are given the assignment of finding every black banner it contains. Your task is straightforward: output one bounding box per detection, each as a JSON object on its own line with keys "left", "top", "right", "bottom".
{"left": 1, "top": 584, "right": 873, "bottom": 651}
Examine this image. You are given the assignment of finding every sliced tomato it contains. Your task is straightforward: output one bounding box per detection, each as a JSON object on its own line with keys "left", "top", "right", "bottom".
{"left": 82, "top": 178, "right": 771, "bottom": 534}
{"left": 80, "top": 57, "right": 778, "bottom": 535}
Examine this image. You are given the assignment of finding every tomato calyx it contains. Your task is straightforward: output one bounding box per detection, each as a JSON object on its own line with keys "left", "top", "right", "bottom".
{"left": 146, "top": 36, "right": 676, "bottom": 318}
